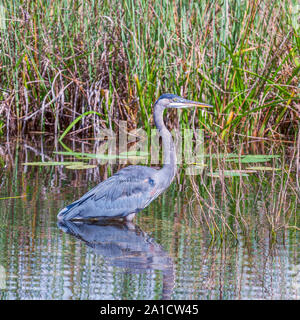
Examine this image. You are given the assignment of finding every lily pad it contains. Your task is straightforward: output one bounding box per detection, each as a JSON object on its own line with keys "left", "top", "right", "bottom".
{"left": 203, "top": 153, "right": 239, "bottom": 159}
{"left": 207, "top": 170, "right": 255, "bottom": 178}
{"left": 22, "top": 161, "right": 85, "bottom": 166}
{"left": 65, "top": 164, "right": 97, "bottom": 170}
{"left": 247, "top": 166, "right": 280, "bottom": 171}
{"left": 227, "top": 154, "right": 280, "bottom": 163}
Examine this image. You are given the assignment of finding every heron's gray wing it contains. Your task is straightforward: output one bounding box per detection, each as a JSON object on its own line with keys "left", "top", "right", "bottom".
{"left": 58, "top": 165, "right": 159, "bottom": 220}
{"left": 93, "top": 165, "right": 158, "bottom": 211}
{"left": 94, "top": 166, "right": 156, "bottom": 200}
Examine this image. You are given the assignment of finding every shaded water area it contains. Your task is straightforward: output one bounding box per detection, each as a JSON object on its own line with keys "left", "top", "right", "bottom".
{"left": 0, "top": 138, "right": 299, "bottom": 300}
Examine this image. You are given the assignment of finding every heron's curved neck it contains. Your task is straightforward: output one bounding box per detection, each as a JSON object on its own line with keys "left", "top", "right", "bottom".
{"left": 154, "top": 103, "right": 177, "bottom": 182}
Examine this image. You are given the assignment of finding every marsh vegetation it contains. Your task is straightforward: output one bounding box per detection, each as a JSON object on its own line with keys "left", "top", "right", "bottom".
{"left": 0, "top": 0, "right": 299, "bottom": 299}
{"left": 0, "top": 0, "right": 299, "bottom": 139}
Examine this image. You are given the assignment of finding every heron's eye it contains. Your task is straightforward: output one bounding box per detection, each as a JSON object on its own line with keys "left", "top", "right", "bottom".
{"left": 148, "top": 178, "right": 155, "bottom": 186}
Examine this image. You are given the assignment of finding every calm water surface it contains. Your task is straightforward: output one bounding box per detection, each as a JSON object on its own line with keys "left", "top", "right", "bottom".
{"left": 0, "top": 139, "right": 299, "bottom": 299}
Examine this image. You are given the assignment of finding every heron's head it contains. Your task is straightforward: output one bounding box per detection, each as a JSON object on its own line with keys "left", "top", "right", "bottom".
{"left": 155, "top": 93, "right": 213, "bottom": 109}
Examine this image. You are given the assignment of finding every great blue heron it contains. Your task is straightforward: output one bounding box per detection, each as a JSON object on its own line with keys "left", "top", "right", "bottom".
{"left": 57, "top": 93, "right": 212, "bottom": 221}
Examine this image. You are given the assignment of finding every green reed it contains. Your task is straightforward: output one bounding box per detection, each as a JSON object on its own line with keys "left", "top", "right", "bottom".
{"left": 0, "top": 0, "right": 299, "bottom": 141}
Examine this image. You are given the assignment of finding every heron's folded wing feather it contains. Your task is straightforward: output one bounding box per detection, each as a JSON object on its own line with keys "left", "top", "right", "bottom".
{"left": 93, "top": 166, "right": 157, "bottom": 207}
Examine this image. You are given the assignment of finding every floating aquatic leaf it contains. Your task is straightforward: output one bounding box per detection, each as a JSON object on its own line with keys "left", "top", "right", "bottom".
{"left": 65, "top": 164, "right": 97, "bottom": 170}
{"left": 247, "top": 166, "right": 280, "bottom": 171}
{"left": 207, "top": 173, "right": 248, "bottom": 177}
{"left": 226, "top": 154, "right": 280, "bottom": 163}
{"left": 22, "top": 161, "right": 85, "bottom": 166}
{"left": 207, "top": 170, "right": 255, "bottom": 178}
{"left": 250, "top": 155, "right": 279, "bottom": 158}
{"left": 203, "top": 153, "right": 239, "bottom": 159}
{"left": 235, "top": 158, "right": 274, "bottom": 164}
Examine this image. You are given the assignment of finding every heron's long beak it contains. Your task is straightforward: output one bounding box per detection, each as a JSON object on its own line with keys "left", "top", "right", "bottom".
{"left": 169, "top": 99, "right": 213, "bottom": 109}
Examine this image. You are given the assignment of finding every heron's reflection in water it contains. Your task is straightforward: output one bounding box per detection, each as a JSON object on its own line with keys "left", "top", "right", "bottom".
{"left": 58, "top": 220, "right": 174, "bottom": 299}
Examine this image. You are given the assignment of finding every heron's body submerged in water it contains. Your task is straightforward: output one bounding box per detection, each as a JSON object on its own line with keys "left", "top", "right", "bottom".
{"left": 57, "top": 94, "right": 212, "bottom": 221}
